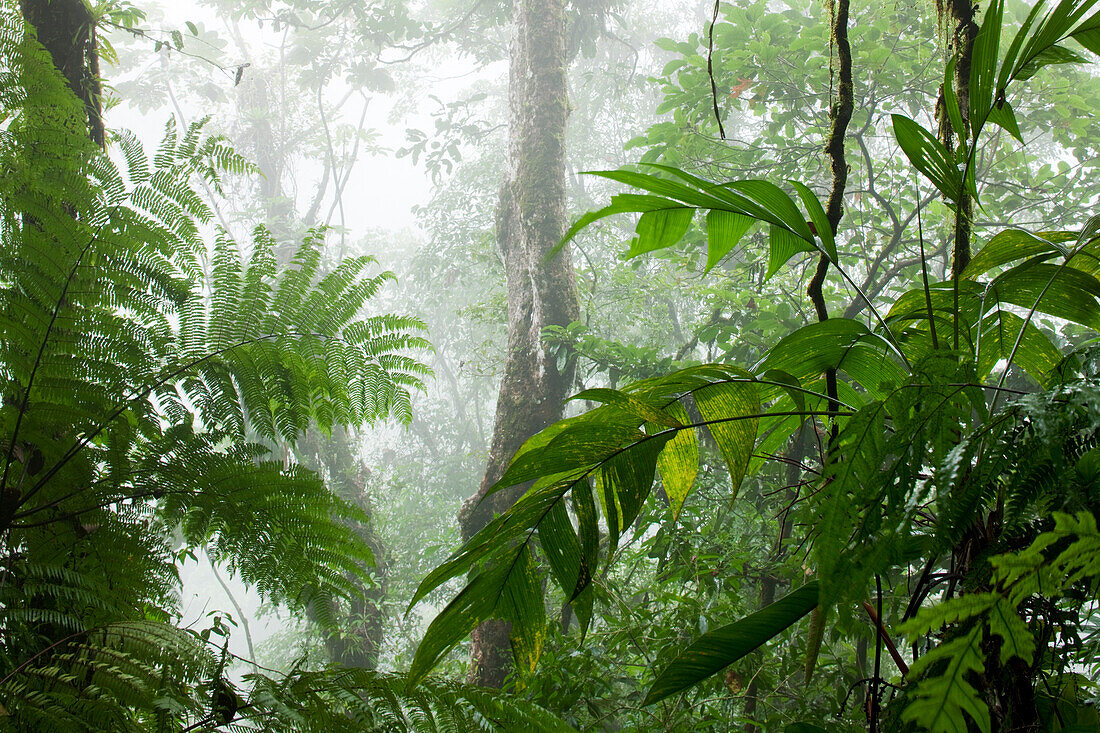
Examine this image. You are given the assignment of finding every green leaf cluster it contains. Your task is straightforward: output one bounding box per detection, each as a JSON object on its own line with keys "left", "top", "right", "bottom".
{"left": 409, "top": 0, "right": 1100, "bottom": 728}
{"left": 0, "top": 7, "right": 456, "bottom": 729}
{"left": 900, "top": 508, "right": 1100, "bottom": 732}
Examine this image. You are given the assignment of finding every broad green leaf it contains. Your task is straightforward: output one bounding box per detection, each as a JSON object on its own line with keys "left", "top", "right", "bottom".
{"left": 1016, "top": 43, "right": 1089, "bottom": 80}
{"left": 507, "top": 546, "right": 547, "bottom": 677}
{"left": 572, "top": 483, "right": 599, "bottom": 637}
{"left": 693, "top": 378, "right": 760, "bottom": 501}
{"left": 540, "top": 500, "right": 584, "bottom": 606}
{"left": 965, "top": 229, "right": 1074, "bottom": 278}
{"left": 892, "top": 114, "right": 963, "bottom": 202}
{"left": 768, "top": 225, "right": 815, "bottom": 278}
{"left": 999, "top": 0, "right": 1048, "bottom": 91}
{"left": 789, "top": 181, "right": 837, "bottom": 263}
{"left": 749, "top": 407, "right": 808, "bottom": 477}
{"left": 409, "top": 474, "right": 580, "bottom": 610}
{"left": 558, "top": 193, "right": 698, "bottom": 252}
{"left": 726, "top": 179, "right": 815, "bottom": 241}
{"left": 409, "top": 541, "right": 550, "bottom": 686}
{"left": 655, "top": 401, "right": 699, "bottom": 519}
{"left": 1072, "top": 213, "right": 1100, "bottom": 251}
{"left": 496, "top": 422, "right": 644, "bottom": 491}
{"left": 969, "top": 0, "right": 1003, "bottom": 130}
{"left": 1072, "top": 10, "right": 1100, "bottom": 54}
{"left": 1008, "top": 0, "right": 1099, "bottom": 85}
{"left": 786, "top": 726, "right": 829, "bottom": 733}
{"left": 887, "top": 280, "right": 984, "bottom": 355}
{"left": 643, "top": 582, "right": 819, "bottom": 705}
{"left": 597, "top": 435, "right": 669, "bottom": 557}
{"left": 625, "top": 363, "right": 743, "bottom": 404}
{"left": 758, "top": 368, "right": 808, "bottom": 413}
{"left": 408, "top": 559, "right": 522, "bottom": 685}
{"left": 499, "top": 404, "right": 618, "bottom": 460}
{"left": 643, "top": 164, "right": 788, "bottom": 228}
{"left": 613, "top": 193, "right": 695, "bottom": 213}
{"left": 987, "top": 100, "right": 1024, "bottom": 143}
{"left": 989, "top": 261, "right": 1100, "bottom": 330}
{"left": 756, "top": 319, "right": 906, "bottom": 398}
{"left": 978, "top": 310, "right": 1062, "bottom": 382}
{"left": 571, "top": 387, "right": 683, "bottom": 428}
{"left": 627, "top": 208, "right": 694, "bottom": 258}
{"left": 410, "top": 544, "right": 547, "bottom": 686}
{"left": 588, "top": 169, "right": 739, "bottom": 211}
{"left": 705, "top": 209, "right": 755, "bottom": 273}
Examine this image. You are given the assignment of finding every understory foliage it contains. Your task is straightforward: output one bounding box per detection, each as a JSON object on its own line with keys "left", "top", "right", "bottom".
{"left": 410, "top": 0, "right": 1100, "bottom": 730}
{"left": 0, "top": 8, "right": 571, "bottom": 731}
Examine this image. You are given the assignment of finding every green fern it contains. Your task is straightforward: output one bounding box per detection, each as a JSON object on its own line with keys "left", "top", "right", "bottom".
{"left": 0, "top": 7, "right": 433, "bottom": 728}
{"left": 231, "top": 667, "right": 575, "bottom": 733}
{"left": 902, "top": 622, "right": 991, "bottom": 733}
{"left": 900, "top": 510, "right": 1100, "bottom": 732}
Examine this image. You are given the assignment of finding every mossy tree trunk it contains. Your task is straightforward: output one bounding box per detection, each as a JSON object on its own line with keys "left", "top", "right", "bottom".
{"left": 19, "top": 0, "right": 104, "bottom": 146}
{"left": 941, "top": 0, "right": 978, "bottom": 279}
{"left": 458, "top": 0, "right": 578, "bottom": 689}
{"left": 7, "top": 2, "right": 101, "bottom": 532}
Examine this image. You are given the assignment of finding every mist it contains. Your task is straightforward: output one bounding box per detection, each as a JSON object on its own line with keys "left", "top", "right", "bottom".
{"left": 4, "top": 0, "right": 1100, "bottom": 729}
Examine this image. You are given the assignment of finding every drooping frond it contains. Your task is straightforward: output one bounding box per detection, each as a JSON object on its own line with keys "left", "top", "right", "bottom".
{"left": 231, "top": 667, "right": 575, "bottom": 733}
{"left": 0, "top": 619, "right": 214, "bottom": 732}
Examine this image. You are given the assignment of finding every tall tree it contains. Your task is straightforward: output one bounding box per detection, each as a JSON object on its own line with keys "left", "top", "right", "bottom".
{"left": 457, "top": 0, "right": 578, "bottom": 688}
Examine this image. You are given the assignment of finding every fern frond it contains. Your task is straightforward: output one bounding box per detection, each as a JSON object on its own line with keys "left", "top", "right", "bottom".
{"left": 0, "top": 620, "right": 213, "bottom": 732}
{"left": 235, "top": 667, "right": 575, "bottom": 733}
{"left": 902, "top": 624, "right": 991, "bottom": 733}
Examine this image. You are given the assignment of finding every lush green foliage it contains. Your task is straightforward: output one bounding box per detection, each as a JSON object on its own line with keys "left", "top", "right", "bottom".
{"left": 0, "top": 9, "right": 577, "bottom": 730}
{"left": 409, "top": 0, "right": 1100, "bottom": 729}
{"left": 7, "top": 0, "right": 1100, "bottom": 728}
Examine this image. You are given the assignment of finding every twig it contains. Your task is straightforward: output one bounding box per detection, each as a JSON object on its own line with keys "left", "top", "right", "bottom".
{"left": 707, "top": 1, "right": 726, "bottom": 140}
{"left": 862, "top": 599, "right": 910, "bottom": 675}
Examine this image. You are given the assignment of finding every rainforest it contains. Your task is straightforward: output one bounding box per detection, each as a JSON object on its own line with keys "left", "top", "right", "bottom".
{"left": 1, "top": 0, "right": 1100, "bottom": 730}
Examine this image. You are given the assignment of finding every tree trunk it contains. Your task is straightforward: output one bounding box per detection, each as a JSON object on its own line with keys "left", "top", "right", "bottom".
{"left": 297, "top": 427, "right": 388, "bottom": 670}
{"left": 19, "top": 0, "right": 104, "bottom": 146}
{"left": 940, "top": 0, "right": 977, "bottom": 279}
{"left": 458, "top": 0, "right": 578, "bottom": 689}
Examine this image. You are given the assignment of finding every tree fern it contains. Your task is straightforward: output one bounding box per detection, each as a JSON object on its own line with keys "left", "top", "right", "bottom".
{"left": 900, "top": 510, "right": 1100, "bottom": 732}
{"left": 228, "top": 667, "right": 575, "bottom": 733}
{"left": 0, "top": 621, "right": 577, "bottom": 732}
{"left": 0, "top": 7, "right": 434, "bottom": 727}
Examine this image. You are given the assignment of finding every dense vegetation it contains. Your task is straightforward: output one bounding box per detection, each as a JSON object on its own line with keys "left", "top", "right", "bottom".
{"left": 1, "top": 0, "right": 1099, "bottom": 730}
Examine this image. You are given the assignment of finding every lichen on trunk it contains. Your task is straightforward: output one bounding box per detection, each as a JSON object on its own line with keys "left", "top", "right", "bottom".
{"left": 458, "top": 0, "right": 578, "bottom": 689}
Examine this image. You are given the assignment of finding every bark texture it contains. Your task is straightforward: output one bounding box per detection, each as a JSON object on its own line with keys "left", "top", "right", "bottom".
{"left": 20, "top": 0, "right": 104, "bottom": 146}
{"left": 940, "top": 0, "right": 978, "bottom": 279}
{"left": 458, "top": 0, "right": 578, "bottom": 689}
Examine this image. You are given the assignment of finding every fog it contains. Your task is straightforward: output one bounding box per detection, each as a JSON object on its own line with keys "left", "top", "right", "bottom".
{"left": 9, "top": 0, "right": 1099, "bottom": 727}
{"left": 97, "top": 0, "right": 703, "bottom": 675}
